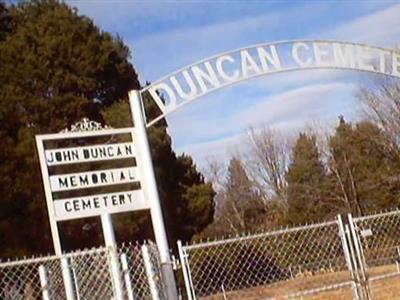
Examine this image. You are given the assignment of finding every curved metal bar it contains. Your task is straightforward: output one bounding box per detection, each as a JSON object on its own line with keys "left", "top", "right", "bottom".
{"left": 141, "top": 39, "right": 400, "bottom": 127}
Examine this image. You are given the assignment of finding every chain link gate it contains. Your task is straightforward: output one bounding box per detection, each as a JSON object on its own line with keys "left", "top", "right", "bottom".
{"left": 349, "top": 210, "right": 400, "bottom": 299}
{"left": 178, "top": 216, "right": 359, "bottom": 299}
{"left": 178, "top": 210, "right": 400, "bottom": 300}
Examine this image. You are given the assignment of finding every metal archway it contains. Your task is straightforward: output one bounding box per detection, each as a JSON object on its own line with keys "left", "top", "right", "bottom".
{"left": 141, "top": 39, "right": 400, "bottom": 127}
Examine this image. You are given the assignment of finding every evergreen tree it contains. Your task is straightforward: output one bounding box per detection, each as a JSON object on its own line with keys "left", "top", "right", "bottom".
{"left": 0, "top": 0, "right": 214, "bottom": 257}
{"left": 286, "top": 133, "right": 328, "bottom": 225}
{"left": 0, "top": 0, "right": 138, "bottom": 256}
{"left": 0, "top": 1, "right": 13, "bottom": 41}
{"left": 328, "top": 117, "right": 400, "bottom": 216}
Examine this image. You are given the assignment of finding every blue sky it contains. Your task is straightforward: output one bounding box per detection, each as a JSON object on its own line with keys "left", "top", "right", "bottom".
{"left": 67, "top": 0, "right": 400, "bottom": 169}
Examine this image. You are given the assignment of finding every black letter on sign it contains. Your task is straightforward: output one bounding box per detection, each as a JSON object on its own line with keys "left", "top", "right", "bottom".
{"left": 65, "top": 201, "right": 72, "bottom": 212}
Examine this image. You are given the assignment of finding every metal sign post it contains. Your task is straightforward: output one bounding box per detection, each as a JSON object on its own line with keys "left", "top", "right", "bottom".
{"left": 129, "top": 90, "right": 179, "bottom": 300}
{"left": 35, "top": 137, "right": 77, "bottom": 300}
{"left": 101, "top": 214, "right": 125, "bottom": 300}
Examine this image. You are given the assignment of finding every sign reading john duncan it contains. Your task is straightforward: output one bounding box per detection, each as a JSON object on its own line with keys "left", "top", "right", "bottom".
{"left": 36, "top": 123, "right": 149, "bottom": 222}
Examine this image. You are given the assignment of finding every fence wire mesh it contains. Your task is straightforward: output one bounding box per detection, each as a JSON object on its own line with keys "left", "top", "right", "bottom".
{"left": 353, "top": 210, "right": 400, "bottom": 269}
{"left": 69, "top": 248, "right": 114, "bottom": 299}
{"left": 118, "top": 241, "right": 163, "bottom": 299}
{"left": 0, "top": 242, "right": 159, "bottom": 300}
{"left": 352, "top": 209, "right": 400, "bottom": 300}
{"left": 180, "top": 219, "right": 355, "bottom": 300}
{"left": 2, "top": 210, "right": 400, "bottom": 300}
{"left": 0, "top": 255, "right": 65, "bottom": 300}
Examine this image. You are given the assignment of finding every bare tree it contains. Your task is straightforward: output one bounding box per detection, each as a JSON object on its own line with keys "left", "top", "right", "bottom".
{"left": 202, "top": 157, "right": 231, "bottom": 223}
{"left": 203, "top": 156, "right": 226, "bottom": 192}
{"left": 359, "top": 80, "right": 400, "bottom": 160}
{"left": 245, "top": 126, "right": 291, "bottom": 204}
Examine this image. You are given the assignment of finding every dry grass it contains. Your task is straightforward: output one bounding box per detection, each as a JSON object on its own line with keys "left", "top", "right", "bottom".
{"left": 201, "top": 265, "right": 400, "bottom": 299}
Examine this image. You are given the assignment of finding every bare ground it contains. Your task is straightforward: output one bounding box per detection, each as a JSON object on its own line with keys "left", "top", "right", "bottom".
{"left": 201, "top": 265, "right": 400, "bottom": 299}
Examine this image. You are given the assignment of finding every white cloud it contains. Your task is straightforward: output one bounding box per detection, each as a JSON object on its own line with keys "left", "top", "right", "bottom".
{"left": 325, "top": 3, "right": 400, "bottom": 47}
{"left": 178, "top": 110, "right": 355, "bottom": 170}
{"left": 234, "top": 82, "right": 356, "bottom": 128}
{"left": 179, "top": 132, "right": 246, "bottom": 163}
{"left": 130, "top": 2, "right": 328, "bottom": 82}
{"left": 170, "top": 82, "right": 356, "bottom": 136}
{"left": 241, "top": 69, "right": 357, "bottom": 93}
{"left": 130, "top": 13, "right": 278, "bottom": 81}
{"left": 170, "top": 81, "right": 359, "bottom": 167}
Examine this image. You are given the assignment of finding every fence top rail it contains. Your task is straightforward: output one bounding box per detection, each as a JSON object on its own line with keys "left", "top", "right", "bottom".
{"left": 0, "top": 240, "right": 149, "bottom": 269}
{"left": 0, "top": 246, "right": 112, "bottom": 268}
{"left": 183, "top": 219, "right": 339, "bottom": 250}
{"left": 352, "top": 208, "right": 400, "bottom": 222}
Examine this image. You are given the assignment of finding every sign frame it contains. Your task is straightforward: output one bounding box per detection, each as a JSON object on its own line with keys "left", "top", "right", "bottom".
{"left": 36, "top": 126, "right": 148, "bottom": 239}
{"left": 36, "top": 125, "right": 149, "bottom": 300}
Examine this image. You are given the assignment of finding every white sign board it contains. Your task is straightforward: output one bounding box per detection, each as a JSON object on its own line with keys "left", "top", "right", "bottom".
{"left": 54, "top": 190, "right": 146, "bottom": 221}
{"left": 50, "top": 167, "right": 140, "bottom": 192}
{"left": 36, "top": 126, "right": 149, "bottom": 222}
{"left": 45, "top": 142, "right": 135, "bottom": 165}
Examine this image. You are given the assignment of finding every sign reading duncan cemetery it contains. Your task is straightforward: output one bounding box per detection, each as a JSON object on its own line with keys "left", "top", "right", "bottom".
{"left": 144, "top": 40, "right": 400, "bottom": 126}
{"left": 36, "top": 123, "right": 149, "bottom": 221}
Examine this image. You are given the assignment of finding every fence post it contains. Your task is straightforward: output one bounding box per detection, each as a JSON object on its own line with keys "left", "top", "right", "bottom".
{"left": 337, "top": 215, "right": 354, "bottom": 277}
{"left": 39, "top": 265, "right": 51, "bottom": 300}
{"left": 345, "top": 224, "right": 362, "bottom": 299}
{"left": 348, "top": 214, "right": 372, "bottom": 300}
{"left": 69, "top": 257, "right": 81, "bottom": 300}
{"left": 142, "top": 244, "right": 161, "bottom": 300}
{"left": 177, "top": 240, "right": 194, "bottom": 300}
{"left": 129, "top": 90, "right": 178, "bottom": 300}
{"left": 351, "top": 281, "right": 360, "bottom": 300}
{"left": 338, "top": 215, "right": 361, "bottom": 300}
{"left": 120, "top": 253, "right": 135, "bottom": 300}
{"left": 101, "top": 214, "right": 125, "bottom": 300}
{"left": 61, "top": 257, "right": 76, "bottom": 300}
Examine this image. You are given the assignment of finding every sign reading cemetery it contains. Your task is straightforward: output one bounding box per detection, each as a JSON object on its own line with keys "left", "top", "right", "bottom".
{"left": 36, "top": 121, "right": 149, "bottom": 221}
{"left": 143, "top": 40, "right": 400, "bottom": 126}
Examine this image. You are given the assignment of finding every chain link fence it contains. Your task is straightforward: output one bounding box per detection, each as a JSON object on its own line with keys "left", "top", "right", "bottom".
{"left": 0, "top": 241, "right": 162, "bottom": 300}
{"left": 2, "top": 209, "right": 400, "bottom": 300}
{"left": 178, "top": 218, "right": 356, "bottom": 299}
{"left": 178, "top": 210, "right": 400, "bottom": 300}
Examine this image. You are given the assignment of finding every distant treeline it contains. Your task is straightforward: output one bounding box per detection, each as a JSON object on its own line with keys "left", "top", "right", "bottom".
{"left": 198, "top": 83, "right": 400, "bottom": 239}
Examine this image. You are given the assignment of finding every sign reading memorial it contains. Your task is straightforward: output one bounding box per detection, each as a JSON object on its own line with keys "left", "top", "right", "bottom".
{"left": 36, "top": 122, "right": 149, "bottom": 221}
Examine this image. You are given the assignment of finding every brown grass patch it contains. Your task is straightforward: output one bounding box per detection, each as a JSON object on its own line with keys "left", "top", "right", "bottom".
{"left": 200, "top": 265, "right": 400, "bottom": 299}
